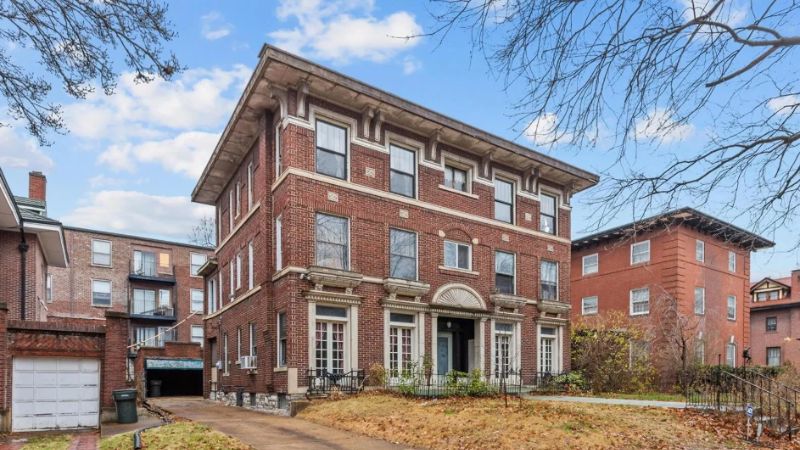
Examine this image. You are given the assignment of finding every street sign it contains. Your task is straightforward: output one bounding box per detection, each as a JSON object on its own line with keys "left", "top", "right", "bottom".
{"left": 746, "top": 403, "right": 754, "bottom": 418}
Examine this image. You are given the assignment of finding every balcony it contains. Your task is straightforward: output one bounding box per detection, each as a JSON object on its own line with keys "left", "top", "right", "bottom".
{"left": 129, "top": 305, "right": 176, "bottom": 322}
{"left": 129, "top": 259, "right": 176, "bottom": 284}
{"left": 130, "top": 288, "right": 176, "bottom": 321}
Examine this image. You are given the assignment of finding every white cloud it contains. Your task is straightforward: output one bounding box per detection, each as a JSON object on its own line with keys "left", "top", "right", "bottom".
{"left": 402, "top": 56, "right": 422, "bottom": 75}
{"left": 679, "top": 0, "right": 747, "bottom": 26}
{"left": 61, "top": 190, "right": 214, "bottom": 242}
{"left": 62, "top": 65, "right": 250, "bottom": 141}
{"left": 269, "top": 0, "right": 422, "bottom": 64}
{"left": 98, "top": 131, "right": 219, "bottom": 178}
{"left": 767, "top": 95, "right": 799, "bottom": 116}
{"left": 634, "top": 108, "right": 695, "bottom": 144}
{"left": 523, "top": 113, "right": 572, "bottom": 146}
{"left": 0, "top": 127, "right": 54, "bottom": 170}
{"left": 201, "top": 11, "right": 233, "bottom": 40}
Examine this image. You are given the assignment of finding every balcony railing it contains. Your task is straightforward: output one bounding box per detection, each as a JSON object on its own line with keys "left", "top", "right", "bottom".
{"left": 130, "top": 305, "right": 176, "bottom": 320}
{"left": 129, "top": 260, "right": 176, "bottom": 284}
{"left": 306, "top": 369, "right": 366, "bottom": 397}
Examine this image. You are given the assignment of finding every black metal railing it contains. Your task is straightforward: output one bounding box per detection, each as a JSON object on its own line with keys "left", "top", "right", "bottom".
{"left": 306, "top": 369, "right": 366, "bottom": 397}
{"left": 384, "top": 369, "right": 571, "bottom": 398}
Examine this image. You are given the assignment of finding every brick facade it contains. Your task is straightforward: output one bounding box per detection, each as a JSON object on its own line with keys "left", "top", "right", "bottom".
{"left": 749, "top": 271, "right": 800, "bottom": 367}
{"left": 194, "top": 47, "right": 596, "bottom": 405}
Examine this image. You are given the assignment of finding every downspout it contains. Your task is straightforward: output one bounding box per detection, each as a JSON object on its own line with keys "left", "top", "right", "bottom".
{"left": 18, "top": 223, "right": 28, "bottom": 320}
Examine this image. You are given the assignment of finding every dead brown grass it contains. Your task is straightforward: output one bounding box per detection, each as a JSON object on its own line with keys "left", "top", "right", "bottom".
{"left": 299, "top": 392, "right": 778, "bottom": 450}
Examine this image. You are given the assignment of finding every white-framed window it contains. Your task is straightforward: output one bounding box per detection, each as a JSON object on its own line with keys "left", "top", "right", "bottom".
{"left": 235, "top": 181, "right": 241, "bottom": 217}
{"left": 766, "top": 316, "right": 778, "bottom": 332}
{"left": 767, "top": 347, "right": 781, "bottom": 367}
{"left": 494, "top": 251, "right": 515, "bottom": 295}
{"left": 190, "top": 252, "right": 207, "bottom": 277}
{"left": 228, "top": 189, "right": 234, "bottom": 230}
{"left": 389, "top": 144, "right": 416, "bottom": 198}
{"left": 493, "top": 322, "right": 514, "bottom": 377}
{"left": 314, "top": 305, "right": 348, "bottom": 375}
{"left": 444, "top": 164, "right": 468, "bottom": 192}
{"left": 235, "top": 252, "right": 242, "bottom": 289}
{"left": 727, "top": 295, "right": 736, "bottom": 320}
{"left": 223, "top": 333, "right": 229, "bottom": 375}
{"left": 695, "top": 240, "right": 705, "bottom": 262}
{"left": 135, "top": 326, "right": 174, "bottom": 348}
{"left": 694, "top": 287, "right": 705, "bottom": 315}
{"left": 91, "top": 239, "right": 112, "bottom": 266}
{"left": 315, "top": 119, "right": 347, "bottom": 179}
{"left": 249, "top": 323, "right": 257, "bottom": 357}
{"left": 158, "top": 288, "right": 171, "bottom": 309}
{"left": 582, "top": 253, "right": 598, "bottom": 276}
{"left": 275, "top": 124, "right": 282, "bottom": 177}
{"left": 726, "top": 342, "right": 737, "bottom": 367}
{"left": 46, "top": 273, "right": 52, "bottom": 302}
{"left": 277, "top": 312, "right": 287, "bottom": 367}
{"left": 388, "top": 312, "right": 415, "bottom": 377}
{"left": 228, "top": 261, "right": 234, "bottom": 298}
{"left": 389, "top": 228, "right": 417, "bottom": 280}
{"left": 91, "top": 279, "right": 112, "bottom": 307}
{"left": 275, "top": 215, "right": 283, "bottom": 270}
{"left": 207, "top": 278, "right": 217, "bottom": 314}
{"left": 538, "top": 325, "right": 561, "bottom": 374}
{"left": 247, "top": 162, "right": 254, "bottom": 210}
{"left": 133, "top": 250, "right": 156, "bottom": 276}
{"left": 494, "top": 178, "right": 514, "bottom": 223}
{"left": 728, "top": 251, "right": 736, "bottom": 272}
{"left": 581, "top": 296, "right": 598, "bottom": 315}
{"left": 443, "top": 240, "right": 471, "bottom": 271}
{"left": 695, "top": 340, "right": 705, "bottom": 364}
{"left": 630, "top": 287, "right": 650, "bottom": 316}
{"left": 630, "top": 240, "right": 650, "bottom": 265}
{"left": 132, "top": 288, "right": 155, "bottom": 314}
{"left": 315, "top": 213, "right": 349, "bottom": 270}
{"left": 539, "top": 192, "right": 557, "bottom": 234}
{"left": 540, "top": 260, "right": 558, "bottom": 301}
{"left": 247, "top": 241, "right": 254, "bottom": 290}
{"left": 237, "top": 326, "right": 242, "bottom": 360}
{"left": 190, "top": 289, "right": 204, "bottom": 313}
{"left": 191, "top": 325, "right": 204, "bottom": 345}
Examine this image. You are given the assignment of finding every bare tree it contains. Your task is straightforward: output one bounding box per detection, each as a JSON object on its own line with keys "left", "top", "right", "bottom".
{"left": 188, "top": 216, "right": 216, "bottom": 248}
{"left": 648, "top": 286, "right": 703, "bottom": 389}
{"left": 0, "top": 0, "right": 180, "bottom": 145}
{"left": 425, "top": 0, "right": 800, "bottom": 240}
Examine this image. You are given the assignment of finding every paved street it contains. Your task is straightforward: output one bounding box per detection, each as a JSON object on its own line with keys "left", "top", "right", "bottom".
{"left": 151, "top": 397, "right": 415, "bottom": 450}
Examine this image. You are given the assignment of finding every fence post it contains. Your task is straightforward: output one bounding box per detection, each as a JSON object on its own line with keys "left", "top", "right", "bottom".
{"left": 716, "top": 354, "right": 722, "bottom": 411}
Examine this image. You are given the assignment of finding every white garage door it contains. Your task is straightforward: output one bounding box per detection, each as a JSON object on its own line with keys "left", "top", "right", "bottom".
{"left": 12, "top": 357, "right": 100, "bottom": 431}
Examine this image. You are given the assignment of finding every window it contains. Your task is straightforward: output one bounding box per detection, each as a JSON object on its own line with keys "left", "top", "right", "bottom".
{"left": 277, "top": 312, "right": 287, "bottom": 367}
{"left": 727, "top": 295, "right": 736, "bottom": 320}
{"left": 694, "top": 287, "right": 705, "bottom": 315}
{"left": 581, "top": 296, "right": 598, "bottom": 315}
{"left": 443, "top": 240, "right": 471, "bottom": 271}
{"left": 767, "top": 347, "right": 781, "bottom": 367}
{"left": 388, "top": 312, "right": 415, "bottom": 377}
{"left": 390, "top": 145, "right": 416, "bottom": 197}
{"left": 133, "top": 250, "right": 156, "bottom": 276}
{"left": 235, "top": 253, "right": 242, "bottom": 289}
{"left": 630, "top": 287, "right": 650, "bottom": 316}
{"left": 389, "top": 229, "right": 417, "bottom": 280}
{"left": 158, "top": 289, "right": 171, "bottom": 309}
{"left": 91, "top": 239, "right": 111, "bottom": 266}
{"left": 247, "top": 241, "right": 254, "bottom": 289}
{"left": 132, "top": 289, "right": 155, "bottom": 314}
{"left": 630, "top": 241, "right": 650, "bottom": 264}
{"left": 494, "top": 251, "right": 515, "bottom": 295}
{"left": 228, "top": 261, "right": 234, "bottom": 298}
{"left": 539, "top": 326, "right": 559, "bottom": 374}
{"left": 540, "top": 260, "right": 558, "bottom": 301}
{"left": 46, "top": 273, "right": 52, "bottom": 302}
{"left": 235, "top": 181, "right": 241, "bottom": 217}
{"left": 766, "top": 316, "right": 777, "bottom": 332}
{"left": 228, "top": 189, "right": 234, "bottom": 230}
{"left": 207, "top": 278, "right": 217, "bottom": 314}
{"left": 223, "top": 333, "right": 229, "bottom": 374}
{"left": 158, "top": 252, "right": 170, "bottom": 270}
{"left": 695, "top": 340, "right": 705, "bottom": 365}
{"left": 191, "top": 325, "right": 204, "bottom": 345}
{"left": 315, "top": 213, "right": 349, "bottom": 270}
{"left": 275, "top": 216, "right": 283, "bottom": 270}
{"left": 728, "top": 251, "right": 736, "bottom": 272}
{"left": 237, "top": 327, "right": 242, "bottom": 360}
{"left": 726, "top": 342, "right": 737, "bottom": 367}
{"left": 91, "top": 280, "right": 111, "bottom": 307}
{"left": 494, "top": 322, "right": 514, "bottom": 377}
{"left": 494, "top": 178, "right": 514, "bottom": 223}
{"left": 582, "top": 254, "right": 598, "bottom": 276}
{"left": 191, "top": 289, "right": 204, "bottom": 313}
{"left": 247, "top": 162, "right": 254, "bottom": 210}
{"left": 695, "top": 240, "right": 704, "bottom": 262}
{"left": 275, "top": 124, "right": 282, "bottom": 177}
{"left": 190, "top": 253, "right": 207, "bottom": 277}
{"left": 540, "top": 193, "right": 557, "bottom": 234}
{"left": 444, "top": 164, "right": 468, "bottom": 192}
{"left": 249, "top": 323, "right": 257, "bottom": 357}
{"left": 315, "top": 306, "right": 347, "bottom": 375}
{"left": 316, "top": 120, "right": 347, "bottom": 179}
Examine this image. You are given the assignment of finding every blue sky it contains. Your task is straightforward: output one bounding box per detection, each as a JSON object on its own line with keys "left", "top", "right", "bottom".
{"left": 0, "top": 0, "right": 795, "bottom": 280}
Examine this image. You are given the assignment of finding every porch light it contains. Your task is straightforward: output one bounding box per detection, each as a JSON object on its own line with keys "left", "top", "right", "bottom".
{"left": 446, "top": 320, "right": 452, "bottom": 329}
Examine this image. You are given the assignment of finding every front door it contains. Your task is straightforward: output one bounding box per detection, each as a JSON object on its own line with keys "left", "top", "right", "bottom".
{"left": 437, "top": 332, "right": 453, "bottom": 374}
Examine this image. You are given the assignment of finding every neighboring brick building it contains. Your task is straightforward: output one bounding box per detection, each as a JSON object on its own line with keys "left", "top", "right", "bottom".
{"left": 749, "top": 272, "right": 800, "bottom": 367}
{"left": 571, "top": 208, "right": 773, "bottom": 380}
{"left": 191, "top": 45, "right": 598, "bottom": 410}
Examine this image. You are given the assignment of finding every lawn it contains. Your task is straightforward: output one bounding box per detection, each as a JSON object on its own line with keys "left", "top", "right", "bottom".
{"left": 99, "top": 422, "right": 251, "bottom": 450}
{"left": 300, "top": 392, "right": 759, "bottom": 450}
{"left": 583, "top": 391, "right": 686, "bottom": 402}
{"left": 19, "top": 434, "right": 72, "bottom": 450}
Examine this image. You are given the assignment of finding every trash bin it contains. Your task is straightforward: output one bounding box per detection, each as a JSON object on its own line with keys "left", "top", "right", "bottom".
{"left": 149, "top": 379, "right": 162, "bottom": 397}
{"left": 236, "top": 387, "right": 245, "bottom": 407}
{"left": 112, "top": 389, "right": 138, "bottom": 424}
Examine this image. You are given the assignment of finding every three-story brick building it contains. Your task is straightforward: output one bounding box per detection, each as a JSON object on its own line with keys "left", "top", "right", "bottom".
{"left": 192, "top": 46, "right": 598, "bottom": 410}
{"left": 749, "top": 272, "right": 800, "bottom": 367}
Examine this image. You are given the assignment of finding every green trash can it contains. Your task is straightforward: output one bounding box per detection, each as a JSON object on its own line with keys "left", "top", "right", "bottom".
{"left": 112, "top": 389, "right": 138, "bottom": 424}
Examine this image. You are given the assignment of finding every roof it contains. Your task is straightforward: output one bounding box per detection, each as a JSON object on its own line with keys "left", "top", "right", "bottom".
{"left": 0, "top": 167, "right": 21, "bottom": 229}
{"left": 192, "top": 45, "right": 599, "bottom": 204}
{"left": 572, "top": 207, "right": 774, "bottom": 251}
{"left": 750, "top": 277, "right": 791, "bottom": 290}
{"left": 63, "top": 226, "right": 215, "bottom": 251}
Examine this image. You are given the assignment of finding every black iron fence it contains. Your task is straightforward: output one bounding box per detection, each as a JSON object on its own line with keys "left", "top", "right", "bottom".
{"left": 306, "top": 369, "right": 366, "bottom": 397}
{"left": 384, "top": 368, "right": 572, "bottom": 398}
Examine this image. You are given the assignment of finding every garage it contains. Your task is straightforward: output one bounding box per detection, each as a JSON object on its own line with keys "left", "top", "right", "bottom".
{"left": 145, "top": 358, "right": 203, "bottom": 397}
{"left": 12, "top": 357, "right": 100, "bottom": 432}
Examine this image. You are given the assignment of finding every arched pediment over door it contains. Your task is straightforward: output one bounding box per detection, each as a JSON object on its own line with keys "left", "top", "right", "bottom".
{"left": 431, "top": 283, "right": 486, "bottom": 311}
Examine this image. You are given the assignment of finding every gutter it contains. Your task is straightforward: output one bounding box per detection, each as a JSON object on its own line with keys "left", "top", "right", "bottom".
{"left": 18, "top": 220, "right": 28, "bottom": 320}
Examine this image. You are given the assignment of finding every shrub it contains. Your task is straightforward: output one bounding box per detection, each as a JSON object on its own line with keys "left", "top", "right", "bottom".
{"left": 367, "top": 363, "right": 387, "bottom": 387}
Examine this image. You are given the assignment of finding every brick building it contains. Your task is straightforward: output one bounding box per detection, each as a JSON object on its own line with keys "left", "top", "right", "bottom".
{"left": 571, "top": 208, "right": 773, "bottom": 378}
{"left": 192, "top": 46, "right": 598, "bottom": 410}
{"left": 749, "top": 272, "right": 800, "bottom": 367}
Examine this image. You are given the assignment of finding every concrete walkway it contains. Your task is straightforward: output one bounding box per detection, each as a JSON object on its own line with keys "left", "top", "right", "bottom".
{"left": 151, "top": 397, "right": 414, "bottom": 450}
{"left": 526, "top": 395, "right": 686, "bottom": 409}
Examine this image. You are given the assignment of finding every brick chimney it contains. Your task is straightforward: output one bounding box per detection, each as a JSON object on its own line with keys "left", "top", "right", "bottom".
{"left": 28, "top": 171, "right": 46, "bottom": 202}
{"left": 791, "top": 269, "right": 800, "bottom": 301}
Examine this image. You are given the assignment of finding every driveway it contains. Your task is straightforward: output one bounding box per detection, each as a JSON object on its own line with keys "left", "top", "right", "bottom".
{"left": 151, "top": 397, "right": 414, "bottom": 450}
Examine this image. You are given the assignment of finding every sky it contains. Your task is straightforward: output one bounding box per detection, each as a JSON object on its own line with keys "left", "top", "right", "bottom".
{"left": 0, "top": 0, "right": 796, "bottom": 280}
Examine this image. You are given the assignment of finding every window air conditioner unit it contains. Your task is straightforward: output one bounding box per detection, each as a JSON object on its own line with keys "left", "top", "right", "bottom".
{"left": 240, "top": 355, "right": 257, "bottom": 370}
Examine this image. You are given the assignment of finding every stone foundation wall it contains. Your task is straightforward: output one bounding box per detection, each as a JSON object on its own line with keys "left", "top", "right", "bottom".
{"left": 208, "top": 391, "right": 290, "bottom": 416}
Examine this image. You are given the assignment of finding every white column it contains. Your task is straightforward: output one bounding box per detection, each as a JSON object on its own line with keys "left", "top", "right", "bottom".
{"left": 307, "top": 302, "right": 316, "bottom": 371}
{"left": 479, "top": 318, "right": 487, "bottom": 374}
{"left": 430, "top": 313, "right": 438, "bottom": 375}
{"left": 514, "top": 322, "right": 522, "bottom": 372}
{"left": 350, "top": 305, "right": 359, "bottom": 371}
{"left": 383, "top": 309, "right": 391, "bottom": 369}
{"left": 417, "top": 311, "right": 425, "bottom": 365}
